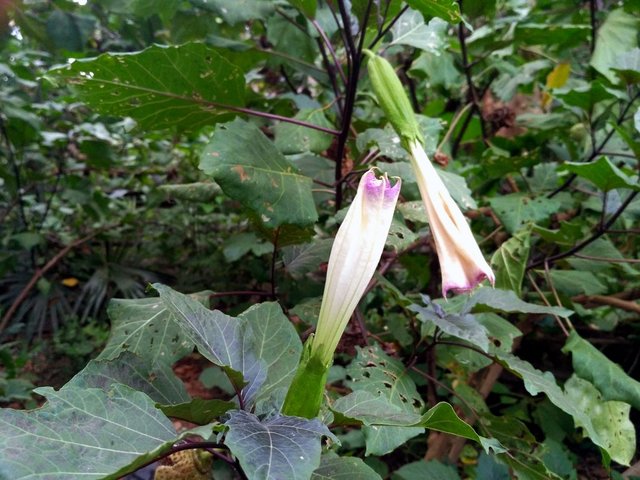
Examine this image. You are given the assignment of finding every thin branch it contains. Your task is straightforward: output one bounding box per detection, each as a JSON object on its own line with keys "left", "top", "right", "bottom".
{"left": 367, "top": 5, "right": 409, "bottom": 49}
{"left": 573, "top": 253, "right": 640, "bottom": 264}
{"left": 529, "top": 191, "right": 638, "bottom": 269}
{"left": 457, "top": 9, "right": 487, "bottom": 142}
{"left": 589, "top": 0, "right": 597, "bottom": 54}
{"left": 527, "top": 272, "right": 570, "bottom": 336}
{"left": 270, "top": 227, "right": 280, "bottom": 300}
{"left": 437, "top": 102, "right": 473, "bottom": 152}
{"left": 0, "top": 229, "right": 104, "bottom": 334}
{"left": 0, "top": 118, "right": 28, "bottom": 228}
{"left": 572, "top": 294, "right": 640, "bottom": 314}
{"left": 311, "top": 19, "right": 347, "bottom": 85}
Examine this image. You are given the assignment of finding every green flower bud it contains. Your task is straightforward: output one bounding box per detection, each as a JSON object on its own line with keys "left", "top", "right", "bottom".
{"left": 364, "top": 50, "right": 424, "bottom": 148}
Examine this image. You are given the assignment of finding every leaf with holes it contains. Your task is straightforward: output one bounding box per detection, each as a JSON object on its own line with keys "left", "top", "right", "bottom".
{"left": 50, "top": 43, "right": 245, "bottom": 132}
{"left": 66, "top": 351, "right": 189, "bottom": 405}
{"left": 224, "top": 410, "right": 334, "bottom": 480}
{"left": 99, "top": 296, "right": 197, "bottom": 366}
{"left": 200, "top": 118, "right": 318, "bottom": 228}
{"left": 346, "top": 345, "right": 424, "bottom": 455}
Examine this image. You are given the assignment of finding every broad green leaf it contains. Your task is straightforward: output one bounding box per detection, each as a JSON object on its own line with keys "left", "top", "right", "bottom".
{"left": 562, "top": 331, "right": 640, "bottom": 411}
{"left": 387, "top": 217, "right": 420, "bottom": 251}
{"left": 282, "top": 238, "right": 333, "bottom": 280}
{"left": 346, "top": 345, "right": 424, "bottom": 455}
{"left": 409, "top": 50, "right": 462, "bottom": 89}
{"left": 591, "top": 9, "right": 639, "bottom": 83}
{"left": 489, "top": 194, "right": 562, "bottom": 233}
{"left": 200, "top": 118, "right": 318, "bottom": 228}
{"left": 222, "top": 232, "right": 272, "bottom": 262}
{"left": 555, "top": 82, "right": 616, "bottom": 111}
{"left": 153, "top": 283, "right": 267, "bottom": 405}
{"left": 238, "top": 302, "right": 303, "bottom": 405}
{"left": 546, "top": 270, "right": 607, "bottom": 296}
{"left": 331, "top": 390, "right": 422, "bottom": 426}
{"left": 157, "top": 398, "right": 235, "bottom": 425}
{"left": 404, "top": 0, "right": 461, "bottom": 24}
{"left": 411, "top": 295, "right": 490, "bottom": 352}
{"left": 467, "top": 287, "right": 574, "bottom": 318}
{"left": 495, "top": 352, "right": 629, "bottom": 465}
{"left": 393, "top": 460, "right": 460, "bottom": 480}
{"left": 476, "top": 453, "right": 510, "bottom": 480}
{"left": 312, "top": 451, "right": 381, "bottom": 480}
{"left": 224, "top": 410, "right": 333, "bottom": 480}
{"left": 51, "top": 44, "right": 245, "bottom": 132}
{"left": 0, "top": 384, "right": 177, "bottom": 480}
{"left": 391, "top": 10, "right": 447, "bottom": 53}
{"left": 274, "top": 109, "right": 334, "bottom": 154}
{"left": 67, "top": 351, "right": 189, "bottom": 405}
{"left": 561, "top": 157, "right": 640, "bottom": 192}
{"left": 564, "top": 376, "right": 635, "bottom": 465}
{"left": 477, "top": 313, "right": 522, "bottom": 353}
{"left": 99, "top": 296, "right": 195, "bottom": 366}
{"left": 532, "top": 221, "right": 583, "bottom": 245}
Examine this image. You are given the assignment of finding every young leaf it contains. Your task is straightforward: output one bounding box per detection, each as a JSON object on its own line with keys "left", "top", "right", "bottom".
{"left": 200, "top": 118, "right": 318, "bottom": 228}
{"left": 224, "top": 410, "right": 334, "bottom": 480}
{"left": 51, "top": 44, "right": 246, "bottom": 132}
{"left": 490, "top": 227, "right": 531, "bottom": 296}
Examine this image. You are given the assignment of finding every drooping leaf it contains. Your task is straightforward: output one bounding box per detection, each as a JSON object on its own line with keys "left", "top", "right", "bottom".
{"left": 157, "top": 398, "right": 236, "bottom": 425}
{"left": 404, "top": 0, "right": 461, "bottom": 24}
{"left": 0, "top": 384, "right": 179, "bottom": 480}
{"left": 564, "top": 376, "right": 635, "bottom": 466}
{"left": 495, "top": 352, "right": 630, "bottom": 464}
{"left": 311, "top": 451, "right": 381, "bottom": 480}
{"left": 467, "top": 287, "right": 574, "bottom": 318}
{"left": 51, "top": 44, "right": 246, "bottom": 132}
{"left": 490, "top": 227, "right": 531, "bottom": 296}
{"left": 67, "top": 351, "right": 189, "bottom": 405}
{"left": 561, "top": 156, "right": 640, "bottom": 192}
{"left": 99, "top": 296, "right": 196, "bottom": 366}
{"left": 411, "top": 295, "right": 490, "bottom": 352}
{"left": 200, "top": 118, "right": 318, "bottom": 228}
{"left": 238, "top": 302, "right": 303, "bottom": 405}
{"left": 546, "top": 270, "right": 607, "bottom": 296}
{"left": 224, "top": 410, "right": 333, "bottom": 480}
{"left": 590, "top": 9, "right": 639, "bottom": 83}
{"left": 489, "top": 193, "right": 562, "bottom": 233}
{"left": 153, "top": 283, "right": 267, "bottom": 405}
{"left": 562, "top": 331, "right": 640, "bottom": 411}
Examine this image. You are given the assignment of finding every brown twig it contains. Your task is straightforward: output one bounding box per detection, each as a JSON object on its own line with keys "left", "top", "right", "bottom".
{"left": 572, "top": 294, "right": 640, "bottom": 314}
{"left": 0, "top": 230, "right": 103, "bottom": 334}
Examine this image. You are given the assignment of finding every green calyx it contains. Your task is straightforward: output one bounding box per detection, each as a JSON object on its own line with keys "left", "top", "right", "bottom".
{"left": 364, "top": 50, "right": 424, "bottom": 149}
{"left": 281, "top": 336, "right": 330, "bottom": 419}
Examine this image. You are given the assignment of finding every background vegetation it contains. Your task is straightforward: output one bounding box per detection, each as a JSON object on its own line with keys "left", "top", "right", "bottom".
{"left": 0, "top": 0, "right": 639, "bottom": 479}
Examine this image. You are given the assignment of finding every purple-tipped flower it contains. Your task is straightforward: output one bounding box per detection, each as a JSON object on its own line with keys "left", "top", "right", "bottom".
{"left": 311, "top": 169, "right": 401, "bottom": 365}
{"left": 409, "top": 140, "right": 494, "bottom": 296}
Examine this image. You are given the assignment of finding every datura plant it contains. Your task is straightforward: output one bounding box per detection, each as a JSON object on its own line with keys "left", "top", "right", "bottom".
{"left": 365, "top": 50, "right": 494, "bottom": 295}
{"left": 282, "top": 169, "right": 400, "bottom": 418}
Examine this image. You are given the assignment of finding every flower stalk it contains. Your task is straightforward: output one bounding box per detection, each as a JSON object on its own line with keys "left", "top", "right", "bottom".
{"left": 282, "top": 169, "right": 400, "bottom": 418}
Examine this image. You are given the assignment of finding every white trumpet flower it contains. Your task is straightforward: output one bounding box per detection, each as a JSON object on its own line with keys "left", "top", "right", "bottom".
{"left": 311, "top": 169, "right": 401, "bottom": 366}
{"left": 408, "top": 140, "right": 494, "bottom": 296}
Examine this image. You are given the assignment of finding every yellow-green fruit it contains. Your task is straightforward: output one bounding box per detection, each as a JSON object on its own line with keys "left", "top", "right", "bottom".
{"left": 154, "top": 449, "right": 213, "bottom": 480}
